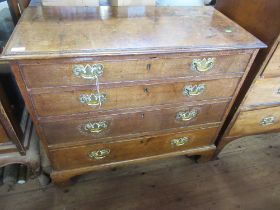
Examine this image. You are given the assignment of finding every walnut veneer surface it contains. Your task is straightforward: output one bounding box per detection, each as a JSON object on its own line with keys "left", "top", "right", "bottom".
{"left": 1, "top": 6, "right": 264, "bottom": 184}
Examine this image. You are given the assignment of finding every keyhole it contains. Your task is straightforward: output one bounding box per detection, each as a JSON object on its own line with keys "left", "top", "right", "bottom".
{"left": 141, "top": 113, "right": 145, "bottom": 118}
{"left": 146, "top": 64, "right": 151, "bottom": 71}
{"left": 144, "top": 87, "right": 149, "bottom": 93}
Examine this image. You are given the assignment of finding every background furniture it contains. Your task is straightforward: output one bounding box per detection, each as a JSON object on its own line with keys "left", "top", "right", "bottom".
{"left": 215, "top": 0, "right": 280, "bottom": 155}
{"left": 0, "top": 86, "right": 40, "bottom": 176}
{"left": 7, "top": 0, "right": 30, "bottom": 24}
{"left": 1, "top": 6, "right": 264, "bottom": 185}
{"left": 0, "top": 0, "right": 40, "bottom": 176}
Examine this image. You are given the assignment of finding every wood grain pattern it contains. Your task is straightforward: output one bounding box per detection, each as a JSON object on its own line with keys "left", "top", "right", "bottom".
{"left": 214, "top": 0, "right": 279, "bottom": 156}
{"left": 50, "top": 126, "right": 218, "bottom": 170}
{"left": 262, "top": 43, "right": 280, "bottom": 78}
{"left": 1, "top": 134, "right": 280, "bottom": 210}
{"left": 2, "top": 5, "right": 264, "bottom": 184}
{"left": 31, "top": 78, "right": 239, "bottom": 117}
{"left": 215, "top": 0, "right": 280, "bottom": 47}
{"left": 1, "top": 6, "right": 264, "bottom": 60}
{"left": 50, "top": 146, "right": 216, "bottom": 184}
{"left": 41, "top": 100, "right": 228, "bottom": 146}
{"left": 21, "top": 53, "right": 250, "bottom": 88}
{"left": 228, "top": 106, "right": 280, "bottom": 138}
{"left": 242, "top": 77, "right": 280, "bottom": 108}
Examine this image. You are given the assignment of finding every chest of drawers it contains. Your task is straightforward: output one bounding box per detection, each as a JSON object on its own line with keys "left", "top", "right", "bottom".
{"left": 1, "top": 6, "right": 264, "bottom": 184}
{"left": 215, "top": 0, "right": 280, "bottom": 156}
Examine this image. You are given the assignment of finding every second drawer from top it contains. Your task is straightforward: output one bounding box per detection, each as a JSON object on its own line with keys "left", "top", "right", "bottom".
{"left": 31, "top": 77, "right": 239, "bottom": 117}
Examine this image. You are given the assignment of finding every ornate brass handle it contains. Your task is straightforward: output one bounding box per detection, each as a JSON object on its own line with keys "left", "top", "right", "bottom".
{"left": 192, "top": 58, "right": 215, "bottom": 72}
{"left": 276, "top": 88, "right": 280, "bottom": 95}
{"left": 260, "top": 116, "right": 277, "bottom": 126}
{"left": 183, "top": 84, "right": 205, "bottom": 96}
{"left": 176, "top": 109, "right": 198, "bottom": 121}
{"left": 81, "top": 121, "right": 108, "bottom": 134}
{"left": 89, "top": 148, "right": 110, "bottom": 160}
{"left": 80, "top": 93, "right": 106, "bottom": 107}
{"left": 73, "top": 64, "right": 104, "bottom": 80}
{"left": 171, "top": 136, "right": 190, "bottom": 147}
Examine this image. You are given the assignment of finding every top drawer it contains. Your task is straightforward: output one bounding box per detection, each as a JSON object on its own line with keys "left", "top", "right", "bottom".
{"left": 21, "top": 53, "right": 251, "bottom": 88}
{"left": 262, "top": 43, "right": 280, "bottom": 78}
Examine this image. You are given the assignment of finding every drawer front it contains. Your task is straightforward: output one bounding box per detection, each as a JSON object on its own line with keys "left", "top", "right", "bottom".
{"left": 21, "top": 53, "right": 250, "bottom": 88}
{"left": 243, "top": 77, "right": 280, "bottom": 107}
{"left": 50, "top": 126, "right": 218, "bottom": 170}
{"left": 262, "top": 43, "right": 280, "bottom": 77}
{"left": 0, "top": 123, "right": 9, "bottom": 143}
{"left": 42, "top": 101, "right": 228, "bottom": 145}
{"left": 32, "top": 78, "right": 239, "bottom": 117}
{"left": 228, "top": 106, "right": 280, "bottom": 137}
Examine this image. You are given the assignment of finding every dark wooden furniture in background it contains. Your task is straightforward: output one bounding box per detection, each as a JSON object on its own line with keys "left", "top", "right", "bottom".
{"left": 214, "top": 0, "right": 280, "bottom": 155}
{"left": 0, "top": 83, "right": 24, "bottom": 154}
{"left": 1, "top": 6, "right": 264, "bottom": 184}
{"left": 0, "top": 85, "right": 39, "bottom": 175}
{"left": 7, "top": 0, "right": 31, "bottom": 24}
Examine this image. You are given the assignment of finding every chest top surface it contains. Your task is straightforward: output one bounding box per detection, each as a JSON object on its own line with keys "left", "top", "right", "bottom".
{"left": 1, "top": 6, "right": 265, "bottom": 60}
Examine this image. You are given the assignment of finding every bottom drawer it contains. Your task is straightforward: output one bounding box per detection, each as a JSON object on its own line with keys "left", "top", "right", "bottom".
{"left": 50, "top": 126, "right": 219, "bottom": 170}
{"left": 228, "top": 106, "right": 280, "bottom": 137}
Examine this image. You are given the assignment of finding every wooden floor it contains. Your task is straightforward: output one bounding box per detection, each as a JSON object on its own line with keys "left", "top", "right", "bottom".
{"left": 1, "top": 133, "right": 280, "bottom": 210}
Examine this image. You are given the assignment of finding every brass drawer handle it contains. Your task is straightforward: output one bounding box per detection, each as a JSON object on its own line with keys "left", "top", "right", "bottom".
{"left": 81, "top": 121, "right": 108, "bottom": 134}
{"left": 276, "top": 88, "right": 280, "bottom": 95}
{"left": 176, "top": 109, "right": 198, "bottom": 121}
{"left": 89, "top": 148, "right": 110, "bottom": 160}
{"left": 171, "top": 136, "right": 190, "bottom": 147}
{"left": 73, "top": 64, "right": 104, "bottom": 80}
{"left": 80, "top": 93, "right": 106, "bottom": 107}
{"left": 192, "top": 58, "right": 215, "bottom": 72}
{"left": 260, "top": 116, "right": 277, "bottom": 126}
{"left": 183, "top": 84, "right": 205, "bottom": 96}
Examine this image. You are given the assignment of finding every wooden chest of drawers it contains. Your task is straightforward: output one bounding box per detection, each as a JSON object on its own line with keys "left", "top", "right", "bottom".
{"left": 215, "top": 0, "right": 279, "bottom": 156}
{"left": 1, "top": 6, "right": 264, "bottom": 184}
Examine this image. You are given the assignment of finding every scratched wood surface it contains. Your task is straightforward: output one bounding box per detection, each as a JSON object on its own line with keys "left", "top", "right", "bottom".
{"left": 1, "top": 6, "right": 264, "bottom": 60}
{"left": 1, "top": 132, "right": 280, "bottom": 210}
